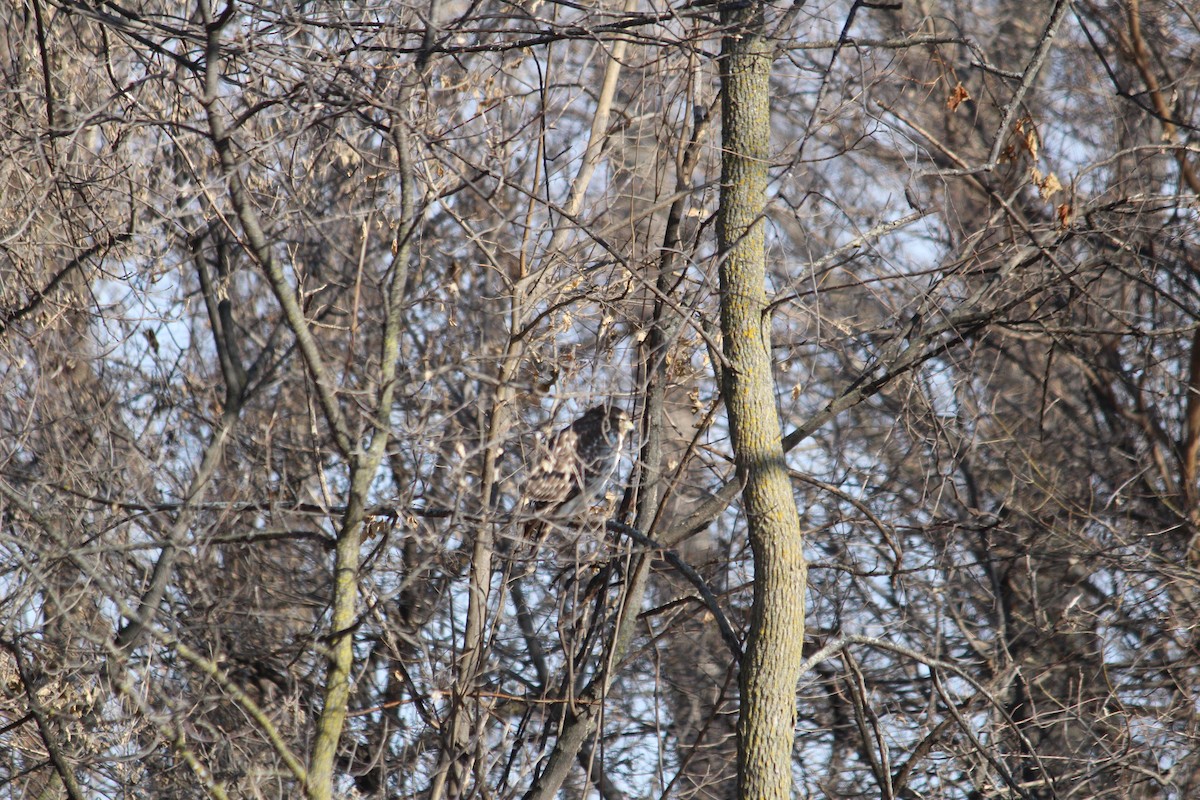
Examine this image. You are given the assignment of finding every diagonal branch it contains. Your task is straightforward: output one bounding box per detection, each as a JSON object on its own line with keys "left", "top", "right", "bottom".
{"left": 199, "top": 8, "right": 354, "bottom": 459}
{"left": 608, "top": 520, "right": 742, "bottom": 660}
{"left": 1, "top": 639, "right": 86, "bottom": 800}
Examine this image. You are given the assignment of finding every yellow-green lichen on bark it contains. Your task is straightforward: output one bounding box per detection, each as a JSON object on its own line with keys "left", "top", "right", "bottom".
{"left": 716, "top": 4, "right": 808, "bottom": 800}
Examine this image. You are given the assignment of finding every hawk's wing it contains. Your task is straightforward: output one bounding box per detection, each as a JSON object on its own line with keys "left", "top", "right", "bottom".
{"left": 521, "top": 405, "right": 631, "bottom": 519}
{"left": 522, "top": 424, "right": 585, "bottom": 508}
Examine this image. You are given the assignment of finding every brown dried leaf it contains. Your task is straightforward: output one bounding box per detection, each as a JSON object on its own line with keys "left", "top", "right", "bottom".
{"left": 1038, "top": 171, "right": 1063, "bottom": 199}
{"left": 946, "top": 82, "right": 970, "bottom": 112}
{"left": 1024, "top": 124, "right": 1040, "bottom": 161}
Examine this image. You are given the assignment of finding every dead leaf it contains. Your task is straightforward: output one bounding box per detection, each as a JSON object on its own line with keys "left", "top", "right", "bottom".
{"left": 1024, "top": 124, "right": 1040, "bottom": 161}
{"left": 1038, "top": 171, "right": 1062, "bottom": 199}
{"left": 947, "top": 82, "right": 970, "bottom": 112}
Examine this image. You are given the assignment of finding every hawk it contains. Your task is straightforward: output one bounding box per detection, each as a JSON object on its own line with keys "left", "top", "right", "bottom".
{"left": 523, "top": 405, "right": 634, "bottom": 519}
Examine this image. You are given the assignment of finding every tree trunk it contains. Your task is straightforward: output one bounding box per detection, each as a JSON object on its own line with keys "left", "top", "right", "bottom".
{"left": 717, "top": 5, "right": 808, "bottom": 800}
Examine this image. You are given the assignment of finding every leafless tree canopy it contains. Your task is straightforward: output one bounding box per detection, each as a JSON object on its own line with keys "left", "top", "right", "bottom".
{"left": 3, "top": 0, "right": 1200, "bottom": 798}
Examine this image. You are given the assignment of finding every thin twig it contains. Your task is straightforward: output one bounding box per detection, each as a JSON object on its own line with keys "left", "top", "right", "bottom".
{"left": 606, "top": 520, "right": 743, "bottom": 661}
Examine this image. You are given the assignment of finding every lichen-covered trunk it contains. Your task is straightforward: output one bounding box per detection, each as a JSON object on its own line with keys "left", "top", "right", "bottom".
{"left": 716, "top": 5, "right": 808, "bottom": 800}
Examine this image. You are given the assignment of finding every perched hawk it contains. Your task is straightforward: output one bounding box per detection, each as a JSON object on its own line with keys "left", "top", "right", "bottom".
{"left": 523, "top": 405, "right": 634, "bottom": 519}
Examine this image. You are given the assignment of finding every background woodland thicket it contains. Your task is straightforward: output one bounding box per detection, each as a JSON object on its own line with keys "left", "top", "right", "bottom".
{"left": 4, "top": 1, "right": 1200, "bottom": 798}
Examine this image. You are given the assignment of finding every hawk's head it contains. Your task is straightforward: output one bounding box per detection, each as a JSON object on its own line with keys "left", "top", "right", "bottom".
{"left": 523, "top": 405, "right": 634, "bottom": 517}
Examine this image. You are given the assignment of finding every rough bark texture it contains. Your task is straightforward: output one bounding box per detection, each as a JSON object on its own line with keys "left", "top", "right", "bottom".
{"left": 717, "top": 5, "right": 808, "bottom": 800}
